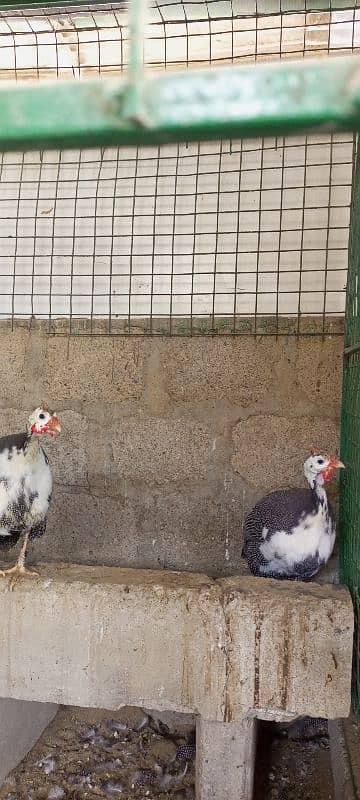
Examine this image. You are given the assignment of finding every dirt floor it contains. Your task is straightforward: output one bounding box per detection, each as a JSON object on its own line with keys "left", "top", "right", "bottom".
{"left": 0, "top": 708, "right": 335, "bottom": 800}
{"left": 0, "top": 707, "right": 195, "bottom": 800}
{"left": 253, "top": 720, "right": 334, "bottom": 800}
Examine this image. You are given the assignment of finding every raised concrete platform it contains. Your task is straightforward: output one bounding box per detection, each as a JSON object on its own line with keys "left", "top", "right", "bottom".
{"left": 0, "top": 564, "right": 354, "bottom": 799}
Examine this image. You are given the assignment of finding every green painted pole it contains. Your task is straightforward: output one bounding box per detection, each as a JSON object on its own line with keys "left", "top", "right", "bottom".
{"left": 0, "top": 57, "right": 359, "bottom": 151}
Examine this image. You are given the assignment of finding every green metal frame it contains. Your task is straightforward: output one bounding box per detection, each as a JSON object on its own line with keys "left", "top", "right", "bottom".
{"left": 340, "top": 141, "right": 360, "bottom": 722}
{"left": 0, "top": 57, "right": 360, "bottom": 152}
{"left": 0, "top": 0, "right": 359, "bottom": 152}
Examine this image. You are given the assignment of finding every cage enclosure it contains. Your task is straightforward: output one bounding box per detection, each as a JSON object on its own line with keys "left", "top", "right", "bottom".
{"left": 0, "top": 0, "right": 358, "bottom": 724}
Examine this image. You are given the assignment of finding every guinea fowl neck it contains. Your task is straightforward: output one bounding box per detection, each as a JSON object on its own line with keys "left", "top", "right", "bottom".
{"left": 310, "top": 477, "right": 328, "bottom": 512}
{"left": 25, "top": 431, "right": 41, "bottom": 458}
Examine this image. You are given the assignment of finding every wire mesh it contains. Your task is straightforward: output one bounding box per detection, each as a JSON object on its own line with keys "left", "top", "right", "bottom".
{"left": 0, "top": 1, "right": 358, "bottom": 334}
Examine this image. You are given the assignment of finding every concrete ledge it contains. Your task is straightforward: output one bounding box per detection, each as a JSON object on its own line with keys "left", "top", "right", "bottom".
{"left": 0, "top": 564, "right": 226, "bottom": 719}
{"left": 0, "top": 564, "right": 353, "bottom": 724}
{"left": 220, "top": 576, "right": 354, "bottom": 720}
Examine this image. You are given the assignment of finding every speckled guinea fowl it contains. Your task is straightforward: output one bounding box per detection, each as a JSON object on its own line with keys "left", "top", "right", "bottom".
{"left": 242, "top": 450, "right": 344, "bottom": 581}
{"left": 0, "top": 406, "right": 61, "bottom": 588}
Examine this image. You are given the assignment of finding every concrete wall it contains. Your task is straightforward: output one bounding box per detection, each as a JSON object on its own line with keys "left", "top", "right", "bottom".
{"left": 0, "top": 326, "right": 343, "bottom": 576}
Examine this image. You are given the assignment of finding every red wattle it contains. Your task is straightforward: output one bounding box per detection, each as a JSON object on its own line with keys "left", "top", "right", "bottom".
{"left": 322, "top": 465, "right": 335, "bottom": 481}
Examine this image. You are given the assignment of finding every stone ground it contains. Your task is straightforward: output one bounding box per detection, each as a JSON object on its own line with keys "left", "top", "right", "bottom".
{"left": 0, "top": 707, "right": 335, "bottom": 800}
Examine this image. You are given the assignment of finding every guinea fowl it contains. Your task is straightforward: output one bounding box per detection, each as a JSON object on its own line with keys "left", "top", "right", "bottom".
{"left": 242, "top": 449, "right": 344, "bottom": 581}
{"left": 0, "top": 405, "right": 61, "bottom": 589}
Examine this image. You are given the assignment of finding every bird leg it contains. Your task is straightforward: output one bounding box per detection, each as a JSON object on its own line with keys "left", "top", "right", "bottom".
{"left": 0, "top": 532, "right": 39, "bottom": 591}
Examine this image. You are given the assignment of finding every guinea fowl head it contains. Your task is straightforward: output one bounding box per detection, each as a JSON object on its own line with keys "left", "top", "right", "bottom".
{"left": 303, "top": 448, "right": 345, "bottom": 488}
{"left": 27, "top": 405, "right": 61, "bottom": 439}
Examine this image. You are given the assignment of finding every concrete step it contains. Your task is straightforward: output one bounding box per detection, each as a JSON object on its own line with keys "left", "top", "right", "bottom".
{"left": 0, "top": 563, "right": 354, "bottom": 799}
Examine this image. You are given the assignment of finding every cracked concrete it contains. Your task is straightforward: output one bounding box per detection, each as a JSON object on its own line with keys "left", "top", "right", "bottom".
{"left": 0, "top": 325, "right": 343, "bottom": 576}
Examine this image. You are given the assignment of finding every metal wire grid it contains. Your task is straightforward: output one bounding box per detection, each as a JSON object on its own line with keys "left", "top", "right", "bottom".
{"left": 0, "top": 134, "right": 352, "bottom": 335}
{"left": 2, "top": 2, "right": 360, "bottom": 80}
{"left": 0, "top": 1, "right": 357, "bottom": 334}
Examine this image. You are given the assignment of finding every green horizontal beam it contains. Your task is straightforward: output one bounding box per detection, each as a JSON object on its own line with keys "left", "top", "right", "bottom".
{"left": 1, "top": 56, "right": 360, "bottom": 151}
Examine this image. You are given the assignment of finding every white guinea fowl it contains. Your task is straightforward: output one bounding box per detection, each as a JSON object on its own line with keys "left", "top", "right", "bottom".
{"left": 0, "top": 405, "right": 61, "bottom": 589}
{"left": 242, "top": 449, "right": 345, "bottom": 581}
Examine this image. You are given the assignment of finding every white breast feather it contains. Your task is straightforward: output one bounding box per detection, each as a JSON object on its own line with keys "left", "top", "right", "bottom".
{"left": 0, "top": 446, "right": 52, "bottom": 532}
{"left": 259, "top": 507, "right": 335, "bottom": 575}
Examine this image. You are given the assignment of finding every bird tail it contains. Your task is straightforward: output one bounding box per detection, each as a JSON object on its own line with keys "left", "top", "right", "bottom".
{"left": 0, "top": 532, "right": 21, "bottom": 550}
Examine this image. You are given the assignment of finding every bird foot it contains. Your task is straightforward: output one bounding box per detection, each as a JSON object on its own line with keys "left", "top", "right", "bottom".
{"left": 0, "top": 564, "right": 39, "bottom": 591}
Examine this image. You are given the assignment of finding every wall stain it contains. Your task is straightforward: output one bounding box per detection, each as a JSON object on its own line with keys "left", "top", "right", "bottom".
{"left": 253, "top": 609, "right": 263, "bottom": 708}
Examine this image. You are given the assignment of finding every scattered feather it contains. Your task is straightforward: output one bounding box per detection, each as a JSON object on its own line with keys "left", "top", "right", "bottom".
{"left": 134, "top": 713, "right": 149, "bottom": 732}
{"left": 176, "top": 744, "right": 196, "bottom": 762}
{"left": 159, "top": 763, "right": 188, "bottom": 790}
{"left": 68, "top": 772, "right": 92, "bottom": 787}
{"left": 79, "top": 726, "right": 98, "bottom": 743}
{"left": 132, "top": 768, "right": 158, "bottom": 787}
{"left": 48, "top": 786, "right": 65, "bottom": 799}
{"left": 80, "top": 726, "right": 115, "bottom": 748}
{"left": 102, "top": 780, "right": 124, "bottom": 795}
{"left": 107, "top": 720, "right": 128, "bottom": 733}
{"left": 37, "top": 756, "right": 56, "bottom": 775}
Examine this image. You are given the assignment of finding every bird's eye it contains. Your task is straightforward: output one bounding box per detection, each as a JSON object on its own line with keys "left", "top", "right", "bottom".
{"left": 39, "top": 412, "right": 46, "bottom": 420}
{"left": 317, "top": 457, "right": 324, "bottom": 465}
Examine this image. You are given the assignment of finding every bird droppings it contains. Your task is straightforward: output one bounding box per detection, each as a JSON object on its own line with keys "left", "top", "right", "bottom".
{"left": 0, "top": 707, "right": 195, "bottom": 800}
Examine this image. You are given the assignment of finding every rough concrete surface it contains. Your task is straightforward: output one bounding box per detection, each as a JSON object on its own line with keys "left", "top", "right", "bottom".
{"left": 232, "top": 415, "right": 340, "bottom": 491}
{"left": 196, "top": 716, "right": 257, "bottom": 800}
{"left": 0, "top": 328, "right": 344, "bottom": 577}
{"left": 0, "top": 698, "right": 57, "bottom": 786}
{"left": 220, "top": 575, "right": 353, "bottom": 721}
{"left": 0, "top": 565, "right": 352, "bottom": 725}
{"left": 0, "top": 564, "right": 226, "bottom": 720}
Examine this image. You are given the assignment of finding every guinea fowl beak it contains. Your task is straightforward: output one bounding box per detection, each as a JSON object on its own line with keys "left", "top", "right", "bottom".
{"left": 321, "top": 455, "right": 345, "bottom": 481}
{"left": 47, "top": 415, "right": 61, "bottom": 435}
{"left": 330, "top": 456, "right": 345, "bottom": 469}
